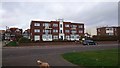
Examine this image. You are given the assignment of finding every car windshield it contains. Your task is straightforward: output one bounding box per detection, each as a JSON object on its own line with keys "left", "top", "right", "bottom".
{"left": 85, "top": 40, "right": 93, "bottom": 42}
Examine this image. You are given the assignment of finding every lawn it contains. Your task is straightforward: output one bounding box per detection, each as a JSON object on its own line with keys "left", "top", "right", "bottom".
{"left": 62, "top": 48, "right": 119, "bottom": 67}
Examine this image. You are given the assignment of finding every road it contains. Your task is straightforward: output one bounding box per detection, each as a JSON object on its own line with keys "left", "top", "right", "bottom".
{"left": 2, "top": 44, "right": 118, "bottom": 67}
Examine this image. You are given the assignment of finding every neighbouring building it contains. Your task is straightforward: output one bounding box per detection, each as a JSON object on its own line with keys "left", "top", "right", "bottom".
{"left": 23, "top": 29, "right": 30, "bottom": 39}
{"left": 0, "top": 30, "right": 5, "bottom": 41}
{"left": 4, "top": 27, "right": 23, "bottom": 41}
{"left": 97, "top": 26, "right": 120, "bottom": 36}
{"left": 30, "top": 19, "right": 84, "bottom": 41}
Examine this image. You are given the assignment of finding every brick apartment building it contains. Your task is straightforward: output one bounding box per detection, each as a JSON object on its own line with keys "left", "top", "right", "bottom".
{"left": 97, "top": 26, "right": 120, "bottom": 36}
{"left": 30, "top": 19, "right": 84, "bottom": 41}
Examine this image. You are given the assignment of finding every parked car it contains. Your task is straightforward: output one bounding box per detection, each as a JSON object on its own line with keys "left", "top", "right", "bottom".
{"left": 82, "top": 40, "right": 97, "bottom": 45}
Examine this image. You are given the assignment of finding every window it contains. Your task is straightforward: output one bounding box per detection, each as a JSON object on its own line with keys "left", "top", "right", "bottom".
{"left": 71, "top": 30, "right": 76, "bottom": 33}
{"left": 34, "top": 29, "right": 40, "bottom": 32}
{"left": 34, "top": 35, "right": 40, "bottom": 41}
{"left": 34, "top": 23, "right": 40, "bottom": 26}
{"left": 53, "top": 24, "right": 58, "bottom": 27}
{"left": 60, "top": 24, "right": 62, "bottom": 28}
{"left": 53, "top": 35, "right": 58, "bottom": 39}
{"left": 60, "top": 30, "right": 62, "bottom": 33}
{"left": 66, "top": 35, "right": 70, "bottom": 39}
{"left": 98, "top": 29, "right": 100, "bottom": 32}
{"left": 71, "top": 25, "right": 77, "bottom": 28}
{"left": 114, "top": 28, "right": 117, "bottom": 31}
{"left": 44, "top": 30, "right": 51, "bottom": 34}
{"left": 76, "top": 35, "right": 80, "bottom": 38}
{"left": 53, "top": 29, "right": 58, "bottom": 32}
{"left": 79, "top": 30, "right": 83, "bottom": 33}
{"left": 106, "top": 28, "right": 113, "bottom": 30}
{"left": 65, "top": 24, "right": 69, "bottom": 27}
{"left": 108, "top": 33, "right": 113, "bottom": 35}
{"left": 78, "top": 25, "right": 83, "bottom": 28}
{"left": 71, "top": 35, "right": 74, "bottom": 38}
{"left": 65, "top": 30, "right": 70, "bottom": 33}
{"left": 43, "top": 23, "right": 50, "bottom": 27}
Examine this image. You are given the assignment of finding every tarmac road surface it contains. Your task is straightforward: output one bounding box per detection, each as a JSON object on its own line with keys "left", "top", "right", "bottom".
{"left": 2, "top": 44, "right": 118, "bottom": 67}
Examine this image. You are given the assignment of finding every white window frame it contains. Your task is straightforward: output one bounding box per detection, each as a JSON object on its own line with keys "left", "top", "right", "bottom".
{"left": 34, "top": 35, "right": 40, "bottom": 41}
{"left": 34, "top": 29, "right": 40, "bottom": 33}
{"left": 78, "top": 25, "right": 83, "bottom": 28}
{"left": 65, "top": 30, "right": 70, "bottom": 33}
{"left": 79, "top": 30, "right": 83, "bottom": 33}
{"left": 53, "top": 35, "right": 58, "bottom": 39}
{"left": 71, "top": 30, "right": 76, "bottom": 33}
{"left": 53, "top": 24, "right": 58, "bottom": 27}
{"left": 66, "top": 35, "right": 70, "bottom": 40}
{"left": 34, "top": 23, "right": 40, "bottom": 26}
{"left": 65, "top": 24, "right": 69, "bottom": 27}
{"left": 53, "top": 29, "right": 58, "bottom": 33}
{"left": 43, "top": 23, "right": 50, "bottom": 27}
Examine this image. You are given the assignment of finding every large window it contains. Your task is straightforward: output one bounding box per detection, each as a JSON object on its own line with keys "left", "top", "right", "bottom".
{"left": 53, "top": 29, "right": 58, "bottom": 33}
{"left": 34, "top": 35, "right": 40, "bottom": 41}
{"left": 65, "top": 30, "right": 70, "bottom": 33}
{"left": 65, "top": 24, "right": 69, "bottom": 27}
{"left": 34, "top": 29, "right": 40, "bottom": 33}
{"left": 66, "top": 35, "right": 70, "bottom": 40}
{"left": 53, "top": 24, "right": 58, "bottom": 27}
{"left": 34, "top": 23, "right": 40, "bottom": 26}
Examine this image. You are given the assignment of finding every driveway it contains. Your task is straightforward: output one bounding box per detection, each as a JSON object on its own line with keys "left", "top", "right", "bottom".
{"left": 2, "top": 44, "right": 118, "bottom": 67}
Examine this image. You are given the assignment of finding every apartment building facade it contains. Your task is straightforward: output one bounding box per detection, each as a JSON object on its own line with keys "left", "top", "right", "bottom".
{"left": 30, "top": 19, "right": 84, "bottom": 41}
{"left": 97, "top": 26, "right": 120, "bottom": 36}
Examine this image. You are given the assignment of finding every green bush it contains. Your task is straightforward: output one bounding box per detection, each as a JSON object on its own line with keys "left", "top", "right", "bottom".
{"left": 18, "top": 37, "right": 31, "bottom": 43}
{"left": 6, "top": 41, "right": 18, "bottom": 46}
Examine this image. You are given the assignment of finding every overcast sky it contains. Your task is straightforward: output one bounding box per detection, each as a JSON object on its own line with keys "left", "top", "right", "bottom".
{"left": 0, "top": 0, "right": 119, "bottom": 35}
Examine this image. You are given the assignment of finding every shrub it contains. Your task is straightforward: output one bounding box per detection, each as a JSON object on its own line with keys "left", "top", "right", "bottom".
{"left": 18, "top": 37, "right": 31, "bottom": 43}
{"left": 6, "top": 41, "right": 18, "bottom": 46}
{"left": 92, "top": 35, "right": 118, "bottom": 41}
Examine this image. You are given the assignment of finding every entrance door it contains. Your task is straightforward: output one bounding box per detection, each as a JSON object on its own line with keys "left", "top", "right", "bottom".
{"left": 61, "top": 36, "right": 63, "bottom": 40}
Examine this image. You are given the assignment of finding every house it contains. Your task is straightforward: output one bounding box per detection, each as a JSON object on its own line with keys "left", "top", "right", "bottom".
{"left": 0, "top": 30, "right": 5, "bottom": 41}
{"left": 4, "top": 27, "right": 23, "bottom": 41}
{"left": 23, "top": 29, "right": 30, "bottom": 39}
{"left": 30, "top": 19, "right": 84, "bottom": 41}
{"left": 97, "top": 26, "right": 120, "bottom": 36}
{"left": 92, "top": 26, "right": 120, "bottom": 41}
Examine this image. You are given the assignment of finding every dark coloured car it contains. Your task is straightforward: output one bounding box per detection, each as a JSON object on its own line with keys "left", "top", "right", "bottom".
{"left": 82, "top": 40, "right": 96, "bottom": 45}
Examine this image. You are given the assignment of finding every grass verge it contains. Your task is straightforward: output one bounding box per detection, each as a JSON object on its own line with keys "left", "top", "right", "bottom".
{"left": 6, "top": 41, "right": 18, "bottom": 46}
{"left": 62, "top": 48, "right": 119, "bottom": 67}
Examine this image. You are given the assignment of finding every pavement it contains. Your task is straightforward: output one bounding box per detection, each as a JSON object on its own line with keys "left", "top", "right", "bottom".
{"left": 2, "top": 43, "right": 118, "bottom": 67}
